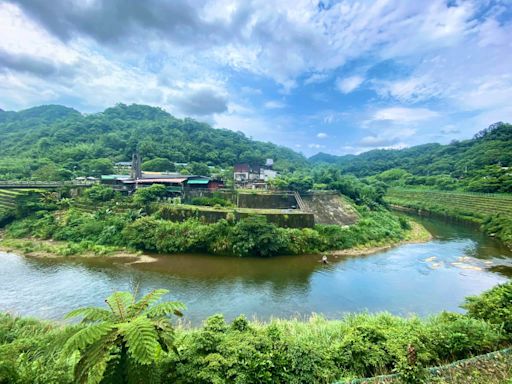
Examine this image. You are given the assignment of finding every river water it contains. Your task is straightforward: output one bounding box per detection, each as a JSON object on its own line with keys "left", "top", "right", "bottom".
{"left": 1, "top": 215, "right": 511, "bottom": 325}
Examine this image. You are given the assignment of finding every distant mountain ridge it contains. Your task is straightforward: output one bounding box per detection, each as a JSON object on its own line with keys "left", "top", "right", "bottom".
{"left": 309, "top": 122, "right": 512, "bottom": 177}
{"left": 0, "top": 103, "right": 306, "bottom": 179}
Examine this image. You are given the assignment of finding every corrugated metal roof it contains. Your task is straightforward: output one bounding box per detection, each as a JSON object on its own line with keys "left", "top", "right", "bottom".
{"left": 132, "top": 178, "right": 187, "bottom": 183}
{"left": 101, "top": 174, "right": 130, "bottom": 180}
{"left": 187, "top": 179, "right": 210, "bottom": 185}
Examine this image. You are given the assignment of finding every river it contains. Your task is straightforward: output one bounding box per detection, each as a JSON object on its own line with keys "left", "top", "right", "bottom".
{"left": 1, "top": 215, "right": 511, "bottom": 325}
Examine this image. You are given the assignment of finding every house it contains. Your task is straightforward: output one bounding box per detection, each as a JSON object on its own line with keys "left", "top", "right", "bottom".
{"left": 101, "top": 172, "right": 224, "bottom": 194}
{"left": 233, "top": 159, "right": 278, "bottom": 188}
{"left": 234, "top": 164, "right": 261, "bottom": 183}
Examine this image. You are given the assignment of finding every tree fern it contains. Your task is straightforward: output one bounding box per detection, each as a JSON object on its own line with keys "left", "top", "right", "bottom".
{"left": 63, "top": 289, "right": 184, "bottom": 383}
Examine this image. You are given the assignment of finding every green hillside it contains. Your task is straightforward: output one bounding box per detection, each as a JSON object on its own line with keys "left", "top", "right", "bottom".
{"left": 0, "top": 104, "right": 306, "bottom": 180}
{"left": 310, "top": 122, "right": 512, "bottom": 177}
{"left": 308, "top": 122, "right": 512, "bottom": 193}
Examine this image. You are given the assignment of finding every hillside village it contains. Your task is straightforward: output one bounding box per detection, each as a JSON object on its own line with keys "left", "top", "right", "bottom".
{"left": 100, "top": 154, "right": 279, "bottom": 194}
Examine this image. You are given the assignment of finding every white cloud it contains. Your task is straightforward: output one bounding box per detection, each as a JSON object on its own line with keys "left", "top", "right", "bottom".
{"left": 304, "top": 72, "right": 329, "bottom": 85}
{"left": 308, "top": 143, "right": 325, "bottom": 149}
{"left": 372, "top": 107, "right": 438, "bottom": 123}
{"left": 1, "top": 0, "right": 512, "bottom": 155}
{"left": 316, "top": 132, "right": 328, "bottom": 139}
{"left": 336, "top": 75, "right": 364, "bottom": 94}
{"left": 264, "top": 100, "right": 286, "bottom": 109}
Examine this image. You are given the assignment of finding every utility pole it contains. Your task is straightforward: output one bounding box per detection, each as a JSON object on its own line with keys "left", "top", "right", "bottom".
{"left": 131, "top": 152, "right": 142, "bottom": 179}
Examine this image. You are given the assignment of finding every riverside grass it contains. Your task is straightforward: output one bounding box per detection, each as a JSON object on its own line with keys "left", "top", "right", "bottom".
{"left": 1, "top": 281, "right": 512, "bottom": 384}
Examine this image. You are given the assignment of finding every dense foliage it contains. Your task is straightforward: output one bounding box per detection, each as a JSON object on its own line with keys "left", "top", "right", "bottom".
{"left": 385, "top": 189, "right": 512, "bottom": 249}
{"left": 310, "top": 122, "right": 512, "bottom": 193}
{"left": 271, "top": 170, "right": 387, "bottom": 207}
{"left": 63, "top": 289, "right": 184, "bottom": 384}
{"left": 0, "top": 104, "right": 306, "bottom": 180}
{"left": 0, "top": 282, "right": 511, "bottom": 383}
{"left": 2, "top": 205, "right": 409, "bottom": 257}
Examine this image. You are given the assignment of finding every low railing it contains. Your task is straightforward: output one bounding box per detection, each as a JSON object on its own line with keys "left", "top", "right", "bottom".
{"left": 0, "top": 180, "right": 95, "bottom": 188}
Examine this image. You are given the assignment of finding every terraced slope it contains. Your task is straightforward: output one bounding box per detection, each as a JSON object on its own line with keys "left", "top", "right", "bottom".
{"left": 385, "top": 188, "right": 512, "bottom": 222}
{"left": 301, "top": 192, "right": 359, "bottom": 226}
{"left": 0, "top": 189, "right": 43, "bottom": 210}
{"left": 0, "top": 189, "right": 22, "bottom": 209}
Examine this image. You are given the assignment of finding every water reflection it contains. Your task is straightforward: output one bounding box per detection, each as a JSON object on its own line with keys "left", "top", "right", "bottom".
{"left": 0, "top": 214, "right": 511, "bottom": 325}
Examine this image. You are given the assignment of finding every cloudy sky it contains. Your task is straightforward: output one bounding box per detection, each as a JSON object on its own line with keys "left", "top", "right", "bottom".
{"left": 1, "top": 0, "right": 511, "bottom": 156}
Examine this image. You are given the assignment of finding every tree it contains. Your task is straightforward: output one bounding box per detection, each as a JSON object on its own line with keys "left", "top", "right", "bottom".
{"left": 133, "top": 184, "right": 167, "bottom": 205}
{"left": 84, "top": 185, "right": 117, "bottom": 202}
{"left": 141, "top": 158, "right": 175, "bottom": 172}
{"left": 83, "top": 158, "right": 114, "bottom": 177}
{"left": 188, "top": 162, "right": 211, "bottom": 176}
{"left": 63, "top": 289, "right": 185, "bottom": 384}
{"left": 230, "top": 216, "right": 285, "bottom": 257}
{"left": 32, "top": 163, "right": 73, "bottom": 181}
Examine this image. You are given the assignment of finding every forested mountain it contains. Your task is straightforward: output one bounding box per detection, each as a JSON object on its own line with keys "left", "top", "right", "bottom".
{"left": 310, "top": 122, "right": 512, "bottom": 177}
{"left": 0, "top": 104, "right": 306, "bottom": 180}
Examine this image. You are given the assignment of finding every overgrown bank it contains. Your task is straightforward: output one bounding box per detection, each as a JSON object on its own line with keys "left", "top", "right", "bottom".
{"left": 0, "top": 282, "right": 511, "bottom": 384}
{"left": 0, "top": 185, "right": 423, "bottom": 258}
{"left": 385, "top": 188, "right": 512, "bottom": 250}
{"left": 0, "top": 207, "right": 417, "bottom": 258}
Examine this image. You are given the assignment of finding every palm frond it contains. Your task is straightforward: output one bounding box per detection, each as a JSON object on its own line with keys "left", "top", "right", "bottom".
{"left": 74, "top": 332, "right": 118, "bottom": 384}
{"left": 128, "top": 289, "right": 170, "bottom": 317}
{"left": 119, "top": 316, "right": 161, "bottom": 365}
{"left": 62, "top": 323, "right": 115, "bottom": 355}
{"left": 65, "top": 307, "right": 114, "bottom": 323}
{"left": 105, "top": 291, "right": 134, "bottom": 320}
{"left": 145, "top": 302, "right": 186, "bottom": 318}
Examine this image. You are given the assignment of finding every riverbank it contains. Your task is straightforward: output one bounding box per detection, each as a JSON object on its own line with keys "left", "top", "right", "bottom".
{"left": 1, "top": 282, "right": 511, "bottom": 384}
{"left": 385, "top": 188, "right": 512, "bottom": 250}
{"left": 0, "top": 217, "right": 432, "bottom": 262}
{"left": 0, "top": 235, "right": 157, "bottom": 263}
{"left": 330, "top": 220, "right": 432, "bottom": 256}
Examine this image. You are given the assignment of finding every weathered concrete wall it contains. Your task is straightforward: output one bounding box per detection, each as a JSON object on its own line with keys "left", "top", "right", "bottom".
{"left": 183, "top": 189, "right": 298, "bottom": 210}
{"left": 184, "top": 189, "right": 236, "bottom": 204}
{"left": 156, "top": 205, "right": 314, "bottom": 228}
{"left": 301, "top": 192, "right": 359, "bottom": 226}
{"left": 237, "top": 193, "right": 297, "bottom": 209}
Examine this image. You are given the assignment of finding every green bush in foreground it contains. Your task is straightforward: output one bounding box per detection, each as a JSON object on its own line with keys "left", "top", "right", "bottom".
{"left": 463, "top": 281, "right": 512, "bottom": 336}
{"left": 1, "top": 282, "right": 511, "bottom": 384}
{"left": 63, "top": 289, "right": 184, "bottom": 384}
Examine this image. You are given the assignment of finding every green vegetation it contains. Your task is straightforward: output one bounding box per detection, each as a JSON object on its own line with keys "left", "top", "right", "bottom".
{"left": 189, "top": 195, "right": 234, "bottom": 207}
{"left": 1, "top": 282, "right": 511, "bottom": 383}
{"left": 310, "top": 122, "right": 512, "bottom": 194}
{"left": 0, "top": 104, "right": 306, "bottom": 181}
{"left": 384, "top": 188, "right": 512, "bottom": 249}
{"left": 63, "top": 289, "right": 184, "bottom": 384}
{"left": 1, "top": 203, "right": 411, "bottom": 257}
{"left": 272, "top": 171, "right": 387, "bottom": 207}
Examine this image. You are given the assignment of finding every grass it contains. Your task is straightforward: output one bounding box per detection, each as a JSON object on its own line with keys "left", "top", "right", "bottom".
{"left": 337, "top": 348, "right": 512, "bottom": 383}
{"left": 385, "top": 189, "right": 512, "bottom": 220}
{"left": 0, "top": 237, "right": 129, "bottom": 257}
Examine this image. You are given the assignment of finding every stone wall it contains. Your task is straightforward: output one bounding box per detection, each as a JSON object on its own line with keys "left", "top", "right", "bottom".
{"left": 156, "top": 205, "right": 314, "bottom": 228}
{"left": 183, "top": 189, "right": 298, "bottom": 210}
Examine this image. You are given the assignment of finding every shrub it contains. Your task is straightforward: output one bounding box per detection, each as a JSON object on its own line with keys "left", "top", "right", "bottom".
{"left": 190, "top": 196, "right": 233, "bottom": 207}
{"left": 462, "top": 281, "right": 512, "bottom": 336}
{"left": 0, "top": 208, "right": 15, "bottom": 228}
{"left": 84, "top": 184, "right": 117, "bottom": 202}
{"left": 230, "top": 216, "right": 286, "bottom": 257}
{"left": 133, "top": 184, "right": 167, "bottom": 205}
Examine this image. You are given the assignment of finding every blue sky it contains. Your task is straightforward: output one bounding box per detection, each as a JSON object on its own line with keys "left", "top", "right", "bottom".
{"left": 1, "top": 0, "right": 511, "bottom": 156}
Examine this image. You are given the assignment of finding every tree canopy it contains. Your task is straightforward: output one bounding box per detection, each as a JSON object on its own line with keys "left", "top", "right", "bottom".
{"left": 0, "top": 103, "right": 307, "bottom": 180}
